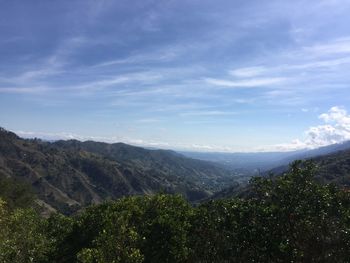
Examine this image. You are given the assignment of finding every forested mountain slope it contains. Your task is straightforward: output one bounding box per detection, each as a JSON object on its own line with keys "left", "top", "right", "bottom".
{"left": 0, "top": 128, "right": 236, "bottom": 214}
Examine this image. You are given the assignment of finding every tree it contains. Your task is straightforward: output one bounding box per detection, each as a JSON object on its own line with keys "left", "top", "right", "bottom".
{"left": 0, "top": 198, "right": 52, "bottom": 263}
{"left": 190, "top": 161, "right": 350, "bottom": 262}
{"left": 0, "top": 176, "right": 35, "bottom": 210}
{"left": 72, "top": 195, "right": 193, "bottom": 263}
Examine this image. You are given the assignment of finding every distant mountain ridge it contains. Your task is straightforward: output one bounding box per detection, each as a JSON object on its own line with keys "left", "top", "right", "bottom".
{"left": 3, "top": 126, "right": 350, "bottom": 214}
{"left": 0, "top": 128, "right": 237, "bottom": 214}
{"left": 211, "top": 144, "right": 350, "bottom": 200}
{"left": 181, "top": 141, "right": 350, "bottom": 173}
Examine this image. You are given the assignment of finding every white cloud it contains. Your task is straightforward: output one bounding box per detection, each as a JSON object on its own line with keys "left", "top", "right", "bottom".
{"left": 301, "top": 107, "right": 319, "bottom": 113}
{"left": 68, "top": 72, "right": 163, "bottom": 92}
{"left": 15, "top": 129, "right": 241, "bottom": 152}
{"left": 136, "top": 118, "right": 161, "bottom": 123}
{"left": 304, "top": 37, "right": 350, "bottom": 57}
{"left": 319, "top": 106, "right": 350, "bottom": 124}
{"left": 304, "top": 106, "right": 350, "bottom": 146}
{"left": 205, "top": 77, "right": 285, "bottom": 88}
{"left": 229, "top": 66, "right": 266, "bottom": 78}
{"left": 16, "top": 131, "right": 83, "bottom": 141}
{"left": 288, "top": 57, "right": 350, "bottom": 70}
{"left": 92, "top": 48, "right": 180, "bottom": 68}
{"left": 179, "top": 110, "right": 237, "bottom": 117}
{"left": 0, "top": 86, "right": 48, "bottom": 94}
{"left": 269, "top": 106, "right": 350, "bottom": 151}
{"left": 263, "top": 139, "right": 308, "bottom": 152}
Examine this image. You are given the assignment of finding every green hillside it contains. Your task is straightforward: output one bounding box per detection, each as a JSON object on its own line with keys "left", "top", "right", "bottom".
{"left": 0, "top": 128, "right": 237, "bottom": 214}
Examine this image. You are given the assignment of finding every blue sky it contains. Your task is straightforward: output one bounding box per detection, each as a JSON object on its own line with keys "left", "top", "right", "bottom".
{"left": 1, "top": 0, "right": 350, "bottom": 152}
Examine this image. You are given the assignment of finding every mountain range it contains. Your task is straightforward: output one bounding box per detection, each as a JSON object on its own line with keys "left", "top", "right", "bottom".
{"left": 0, "top": 128, "right": 238, "bottom": 214}
{"left": 211, "top": 146, "right": 350, "bottom": 200}
{"left": 2, "top": 126, "right": 350, "bottom": 214}
{"left": 181, "top": 141, "right": 350, "bottom": 174}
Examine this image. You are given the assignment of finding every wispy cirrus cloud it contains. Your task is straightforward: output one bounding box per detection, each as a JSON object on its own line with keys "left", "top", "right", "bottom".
{"left": 204, "top": 77, "right": 285, "bottom": 88}
{"left": 229, "top": 66, "right": 266, "bottom": 78}
{"left": 135, "top": 118, "right": 161, "bottom": 123}
{"left": 179, "top": 110, "right": 237, "bottom": 117}
{"left": 0, "top": 86, "right": 49, "bottom": 94}
{"left": 92, "top": 46, "right": 182, "bottom": 68}
{"left": 302, "top": 37, "right": 350, "bottom": 57}
{"left": 71, "top": 72, "right": 163, "bottom": 92}
{"left": 2, "top": 1, "right": 350, "bottom": 152}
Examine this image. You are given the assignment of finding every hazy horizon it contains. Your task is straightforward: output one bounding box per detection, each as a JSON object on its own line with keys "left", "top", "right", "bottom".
{"left": 1, "top": 1, "right": 350, "bottom": 152}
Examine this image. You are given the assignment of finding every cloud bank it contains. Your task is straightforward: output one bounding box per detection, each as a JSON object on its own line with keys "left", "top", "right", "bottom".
{"left": 272, "top": 106, "right": 350, "bottom": 151}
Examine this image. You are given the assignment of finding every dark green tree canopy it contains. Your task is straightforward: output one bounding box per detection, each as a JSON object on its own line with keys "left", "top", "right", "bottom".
{"left": 1, "top": 161, "right": 350, "bottom": 262}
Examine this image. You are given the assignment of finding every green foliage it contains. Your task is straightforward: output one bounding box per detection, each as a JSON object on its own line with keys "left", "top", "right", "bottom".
{"left": 190, "top": 161, "right": 350, "bottom": 262}
{"left": 139, "top": 195, "right": 193, "bottom": 262}
{"left": 45, "top": 213, "right": 74, "bottom": 262}
{"left": 56, "top": 195, "right": 193, "bottom": 262}
{"left": 75, "top": 198, "right": 145, "bottom": 263}
{"left": 2, "top": 161, "right": 350, "bottom": 262}
{"left": 0, "top": 176, "right": 35, "bottom": 210}
{"left": 0, "top": 199, "right": 52, "bottom": 263}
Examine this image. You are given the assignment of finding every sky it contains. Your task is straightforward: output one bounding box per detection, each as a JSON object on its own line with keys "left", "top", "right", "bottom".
{"left": 1, "top": 0, "right": 350, "bottom": 152}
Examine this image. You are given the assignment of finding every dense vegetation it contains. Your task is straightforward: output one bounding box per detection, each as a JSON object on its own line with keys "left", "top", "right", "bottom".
{"left": 313, "top": 149, "right": 350, "bottom": 187}
{"left": 1, "top": 161, "right": 350, "bottom": 262}
{"left": 0, "top": 176, "right": 35, "bottom": 210}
